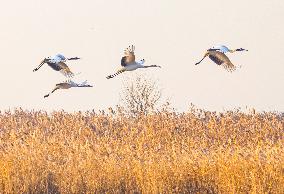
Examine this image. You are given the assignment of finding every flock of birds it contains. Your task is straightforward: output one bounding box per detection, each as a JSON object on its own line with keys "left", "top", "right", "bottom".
{"left": 33, "top": 45, "right": 248, "bottom": 98}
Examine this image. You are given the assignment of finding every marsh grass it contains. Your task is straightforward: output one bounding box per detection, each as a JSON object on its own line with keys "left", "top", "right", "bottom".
{"left": 0, "top": 108, "right": 283, "bottom": 193}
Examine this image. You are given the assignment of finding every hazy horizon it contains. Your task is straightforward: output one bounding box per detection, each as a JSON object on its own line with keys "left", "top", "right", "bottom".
{"left": 0, "top": 0, "right": 283, "bottom": 113}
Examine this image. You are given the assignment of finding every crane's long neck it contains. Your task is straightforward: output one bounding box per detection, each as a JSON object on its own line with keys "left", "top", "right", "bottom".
{"left": 67, "top": 57, "right": 80, "bottom": 60}
{"left": 143, "top": 65, "right": 160, "bottom": 68}
{"left": 230, "top": 48, "right": 248, "bottom": 53}
{"left": 77, "top": 85, "right": 93, "bottom": 87}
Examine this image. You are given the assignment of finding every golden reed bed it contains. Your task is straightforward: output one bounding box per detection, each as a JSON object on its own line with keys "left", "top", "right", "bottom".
{"left": 0, "top": 108, "right": 283, "bottom": 193}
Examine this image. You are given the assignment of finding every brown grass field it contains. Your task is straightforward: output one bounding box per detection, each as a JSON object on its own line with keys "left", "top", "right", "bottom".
{"left": 0, "top": 108, "right": 283, "bottom": 193}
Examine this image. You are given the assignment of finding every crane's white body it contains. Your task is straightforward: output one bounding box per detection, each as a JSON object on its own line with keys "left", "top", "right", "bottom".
{"left": 123, "top": 60, "right": 145, "bottom": 71}
{"left": 106, "top": 45, "right": 161, "bottom": 79}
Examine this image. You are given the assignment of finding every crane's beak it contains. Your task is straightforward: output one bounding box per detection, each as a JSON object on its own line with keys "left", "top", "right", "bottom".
{"left": 236, "top": 48, "right": 248, "bottom": 51}
{"left": 68, "top": 57, "right": 81, "bottom": 60}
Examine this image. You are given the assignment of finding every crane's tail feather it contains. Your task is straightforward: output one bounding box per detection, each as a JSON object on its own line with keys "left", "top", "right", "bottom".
{"left": 106, "top": 70, "right": 124, "bottom": 79}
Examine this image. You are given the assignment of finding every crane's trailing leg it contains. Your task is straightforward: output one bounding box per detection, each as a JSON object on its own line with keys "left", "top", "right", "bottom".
{"left": 44, "top": 87, "right": 59, "bottom": 98}
{"left": 33, "top": 59, "right": 46, "bottom": 72}
{"left": 106, "top": 69, "right": 125, "bottom": 79}
{"left": 195, "top": 53, "right": 209, "bottom": 65}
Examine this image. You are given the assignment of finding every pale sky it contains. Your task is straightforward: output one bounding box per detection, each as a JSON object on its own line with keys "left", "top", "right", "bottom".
{"left": 0, "top": 0, "right": 283, "bottom": 112}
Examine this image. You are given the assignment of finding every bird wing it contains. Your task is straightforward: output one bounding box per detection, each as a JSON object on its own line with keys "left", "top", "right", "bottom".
{"left": 56, "top": 82, "right": 72, "bottom": 89}
{"left": 121, "top": 56, "right": 128, "bottom": 67}
{"left": 58, "top": 62, "right": 74, "bottom": 77}
{"left": 209, "top": 53, "right": 224, "bottom": 65}
{"left": 121, "top": 46, "right": 135, "bottom": 66}
{"left": 121, "top": 53, "right": 135, "bottom": 66}
{"left": 55, "top": 54, "right": 66, "bottom": 61}
{"left": 222, "top": 61, "right": 236, "bottom": 72}
{"left": 209, "top": 51, "right": 236, "bottom": 72}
